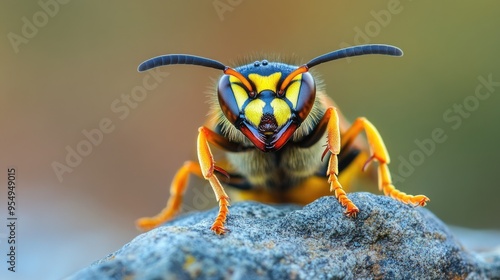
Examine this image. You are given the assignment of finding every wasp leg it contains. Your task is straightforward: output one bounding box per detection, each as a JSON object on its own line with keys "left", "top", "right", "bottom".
{"left": 137, "top": 126, "right": 234, "bottom": 234}
{"left": 197, "top": 126, "right": 231, "bottom": 234}
{"left": 323, "top": 107, "right": 360, "bottom": 217}
{"left": 342, "top": 117, "right": 430, "bottom": 206}
{"left": 136, "top": 161, "right": 202, "bottom": 231}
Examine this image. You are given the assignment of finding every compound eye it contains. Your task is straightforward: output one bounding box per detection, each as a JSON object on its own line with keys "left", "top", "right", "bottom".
{"left": 286, "top": 72, "right": 316, "bottom": 122}
{"left": 217, "top": 75, "right": 241, "bottom": 124}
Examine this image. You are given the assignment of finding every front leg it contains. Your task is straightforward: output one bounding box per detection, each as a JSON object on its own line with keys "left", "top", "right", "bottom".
{"left": 197, "top": 126, "right": 231, "bottom": 234}
{"left": 137, "top": 126, "right": 238, "bottom": 234}
{"left": 322, "top": 107, "right": 360, "bottom": 216}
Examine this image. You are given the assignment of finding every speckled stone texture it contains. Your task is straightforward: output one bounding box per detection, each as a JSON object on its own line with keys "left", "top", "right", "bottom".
{"left": 69, "top": 193, "right": 500, "bottom": 280}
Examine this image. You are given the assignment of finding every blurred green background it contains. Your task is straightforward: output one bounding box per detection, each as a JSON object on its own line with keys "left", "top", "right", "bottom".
{"left": 1, "top": 1, "right": 499, "bottom": 279}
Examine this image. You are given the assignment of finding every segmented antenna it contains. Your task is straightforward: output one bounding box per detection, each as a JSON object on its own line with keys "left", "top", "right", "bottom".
{"left": 138, "top": 54, "right": 254, "bottom": 93}
{"left": 306, "top": 44, "right": 403, "bottom": 69}
{"left": 138, "top": 44, "right": 403, "bottom": 96}
{"left": 137, "top": 54, "right": 226, "bottom": 72}
{"left": 278, "top": 44, "right": 403, "bottom": 95}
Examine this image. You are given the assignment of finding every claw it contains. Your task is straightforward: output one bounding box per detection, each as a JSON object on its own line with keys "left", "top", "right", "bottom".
{"left": 362, "top": 154, "right": 376, "bottom": 172}
{"left": 214, "top": 165, "right": 230, "bottom": 179}
{"left": 210, "top": 224, "right": 228, "bottom": 235}
{"left": 321, "top": 146, "right": 330, "bottom": 162}
{"left": 414, "top": 195, "right": 430, "bottom": 207}
{"left": 345, "top": 207, "right": 359, "bottom": 218}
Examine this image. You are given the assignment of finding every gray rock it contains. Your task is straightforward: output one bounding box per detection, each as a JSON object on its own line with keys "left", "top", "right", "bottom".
{"left": 69, "top": 193, "right": 500, "bottom": 280}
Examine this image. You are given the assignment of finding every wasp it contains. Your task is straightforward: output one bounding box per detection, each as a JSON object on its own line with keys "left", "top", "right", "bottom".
{"left": 136, "top": 44, "right": 429, "bottom": 234}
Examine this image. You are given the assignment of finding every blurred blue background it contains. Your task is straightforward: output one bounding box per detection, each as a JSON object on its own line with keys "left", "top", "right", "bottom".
{"left": 1, "top": 1, "right": 499, "bottom": 279}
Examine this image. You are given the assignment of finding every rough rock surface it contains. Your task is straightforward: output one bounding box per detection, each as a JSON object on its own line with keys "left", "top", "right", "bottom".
{"left": 70, "top": 193, "right": 500, "bottom": 279}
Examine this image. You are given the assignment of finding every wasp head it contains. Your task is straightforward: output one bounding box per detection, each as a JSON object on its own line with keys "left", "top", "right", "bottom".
{"left": 217, "top": 61, "right": 316, "bottom": 152}
{"left": 137, "top": 44, "right": 403, "bottom": 153}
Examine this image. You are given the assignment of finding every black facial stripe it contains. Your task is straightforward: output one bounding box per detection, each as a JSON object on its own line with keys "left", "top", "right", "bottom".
{"left": 282, "top": 97, "right": 294, "bottom": 110}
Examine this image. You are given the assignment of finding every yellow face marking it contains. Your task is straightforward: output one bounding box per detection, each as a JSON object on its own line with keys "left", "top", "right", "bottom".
{"left": 229, "top": 76, "right": 249, "bottom": 110}
{"left": 230, "top": 72, "right": 294, "bottom": 128}
{"left": 271, "top": 99, "right": 291, "bottom": 127}
{"left": 248, "top": 73, "right": 282, "bottom": 94}
{"left": 244, "top": 99, "right": 265, "bottom": 127}
{"left": 284, "top": 73, "right": 302, "bottom": 109}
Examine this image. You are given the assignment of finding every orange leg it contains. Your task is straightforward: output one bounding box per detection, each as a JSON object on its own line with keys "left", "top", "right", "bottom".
{"left": 323, "top": 107, "right": 360, "bottom": 216}
{"left": 137, "top": 127, "right": 231, "bottom": 234}
{"left": 197, "top": 126, "right": 230, "bottom": 234}
{"left": 341, "top": 117, "right": 429, "bottom": 206}
{"left": 136, "top": 161, "right": 202, "bottom": 231}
